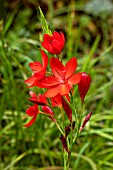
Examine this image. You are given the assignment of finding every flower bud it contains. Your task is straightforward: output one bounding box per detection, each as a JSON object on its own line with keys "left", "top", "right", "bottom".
{"left": 78, "top": 72, "right": 91, "bottom": 103}
{"left": 80, "top": 111, "right": 92, "bottom": 131}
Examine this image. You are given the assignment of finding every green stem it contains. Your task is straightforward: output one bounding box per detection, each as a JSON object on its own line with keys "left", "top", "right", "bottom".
{"left": 55, "top": 120, "right": 65, "bottom": 136}
{"left": 63, "top": 150, "right": 69, "bottom": 170}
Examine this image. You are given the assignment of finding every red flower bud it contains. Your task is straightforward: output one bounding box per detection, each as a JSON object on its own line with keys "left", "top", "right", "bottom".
{"left": 65, "top": 121, "right": 75, "bottom": 137}
{"left": 62, "top": 97, "right": 72, "bottom": 122}
{"left": 78, "top": 72, "right": 91, "bottom": 102}
{"left": 60, "top": 135, "right": 70, "bottom": 153}
{"left": 80, "top": 111, "right": 92, "bottom": 131}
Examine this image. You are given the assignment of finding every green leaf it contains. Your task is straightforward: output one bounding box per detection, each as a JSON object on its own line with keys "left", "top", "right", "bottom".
{"left": 39, "top": 6, "right": 52, "bottom": 35}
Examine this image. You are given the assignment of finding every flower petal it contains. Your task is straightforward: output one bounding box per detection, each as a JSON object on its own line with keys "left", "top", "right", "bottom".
{"left": 23, "top": 113, "right": 37, "bottom": 127}
{"left": 43, "top": 34, "right": 52, "bottom": 42}
{"left": 51, "top": 94, "right": 62, "bottom": 108}
{"left": 53, "top": 31, "right": 63, "bottom": 41}
{"left": 29, "top": 61, "right": 42, "bottom": 72}
{"left": 41, "top": 41, "right": 53, "bottom": 53}
{"left": 68, "top": 73, "right": 81, "bottom": 85}
{"left": 24, "top": 75, "right": 36, "bottom": 85}
{"left": 29, "top": 91, "right": 37, "bottom": 99}
{"left": 60, "top": 84, "right": 71, "bottom": 95}
{"left": 40, "top": 50, "right": 48, "bottom": 67}
{"left": 26, "top": 104, "right": 38, "bottom": 117}
{"left": 28, "top": 98, "right": 46, "bottom": 105}
{"left": 44, "top": 85, "right": 61, "bottom": 98}
{"left": 38, "top": 94, "right": 47, "bottom": 104}
{"left": 41, "top": 76, "right": 59, "bottom": 87}
{"left": 52, "top": 40, "right": 62, "bottom": 54}
{"left": 60, "top": 31, "right": 65, "bottom": 47}
{"left": 34, "top": 68, "right": 46, "bottom": 80}
{"left": 50, "top": 57, "right": 66, "bottom": 79}
{"left": 65, "top": 57, "right": 77, "bottom": 79}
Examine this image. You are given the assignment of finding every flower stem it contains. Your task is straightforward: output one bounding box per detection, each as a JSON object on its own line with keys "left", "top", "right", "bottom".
{"left": 55, "top": 120, "right": 65, "bottom": 136}
{"left": 63, "top": 150, "right": 69, "bottom": 170}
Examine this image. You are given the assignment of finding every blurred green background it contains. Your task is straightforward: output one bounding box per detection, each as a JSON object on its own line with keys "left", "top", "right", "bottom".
{"left": 0, "top": 0, "right": 113, "bottom": 169}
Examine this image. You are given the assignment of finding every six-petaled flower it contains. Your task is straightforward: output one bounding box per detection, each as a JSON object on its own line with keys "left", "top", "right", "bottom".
{"left": 24, "top": 91, "right": 55, "bottom": 127}
{"left": 25, "top": 50, "right": 48, "bottom": 87}
{"left": 41, "top": 57, "right": 81, "bottom": 97}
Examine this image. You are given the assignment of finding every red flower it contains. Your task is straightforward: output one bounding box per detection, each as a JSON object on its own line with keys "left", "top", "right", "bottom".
{"left": 41, "top": 57, "right": 81, "bottom": 97}
{"left": 78, "top": 72, "right": 91, "bottom": 102}
{"left": 24, "top": 91, "right": 55, "bottom": 127}
{"left": 51, "top": 94, "right": 62, "bottom": 108}
{"left": 41, "top": 31, "right": 65, "bottom": 55}
{"left": 25, "top": 50, "right": 48, "bottom": 87}
{"left": 28, "top": 91, "right": 47, "bottom": 105}
{"left": 42, "top": 106, "right": 55, "bottom": 122}
{"left": 23, "top": 104, "right": 39, "bottom": 127}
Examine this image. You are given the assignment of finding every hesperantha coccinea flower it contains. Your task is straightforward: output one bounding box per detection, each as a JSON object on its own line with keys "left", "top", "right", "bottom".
{"left": 41, "top": 31, "right": 65, "bottom": 54}
{"left": 24, "top": 30, "right": 92, "bottom": 169}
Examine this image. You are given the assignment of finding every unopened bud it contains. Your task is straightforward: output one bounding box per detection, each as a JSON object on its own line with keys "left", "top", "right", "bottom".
{"left": 80, "top": 111, "right": 92, "bottom": 131}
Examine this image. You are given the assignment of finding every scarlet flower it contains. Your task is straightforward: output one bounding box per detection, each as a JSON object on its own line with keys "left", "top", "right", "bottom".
{"left": 41, "top": 57, "right": 81, "bottom": 97}
{"left": 51, "top": 94, "right": 62, "bottom": 108}
{"left": 51, "top": 94, "right": 70, "bottom": 108}
{"left": 24, "top": 91, "right": 55, "bottom": 127}
{"left": 28, "top": 91, "right": 47, "bottom": 105}
{"left": 41, "top": 31, "right": 65, "bottom": 55}
{"left": 25, "top": 50, "right": 48, "bottom": 87}
{"left": 78, "top": 72, "right": 91, "bottom": 102}
{"left": 23, "top": 104, "right": 39, "bottom": 127}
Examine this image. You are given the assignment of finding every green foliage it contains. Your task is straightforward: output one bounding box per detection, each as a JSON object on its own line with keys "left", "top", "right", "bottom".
{"left": 39, "top": 7, "right": 52, "bottom": 35}
{"left": 0, "top": 0, "right": 113, "bottom": 170}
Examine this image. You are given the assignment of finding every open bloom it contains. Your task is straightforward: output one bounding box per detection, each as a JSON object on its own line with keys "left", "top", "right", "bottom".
{"left": 41, "top": 31, "right": 65, "bottom": 55}
{"left": 24, "top": 104, "right": 39, "bottom": 127}
{"left": 24, "top": 91, "right": 55, "bottom": 127}
{"left": 25, "top": 50, "right": 48, "bottom": 87}
{"left": 78, "top": 72, "right": 91, "bottom": 102}
{"left": 41, "top": 57, "right": 81, "bottom": 97}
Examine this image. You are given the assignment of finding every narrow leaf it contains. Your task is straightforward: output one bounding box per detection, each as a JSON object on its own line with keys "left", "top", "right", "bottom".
{"left": 39, "top": 7, "right": 52, "bottom": 35}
